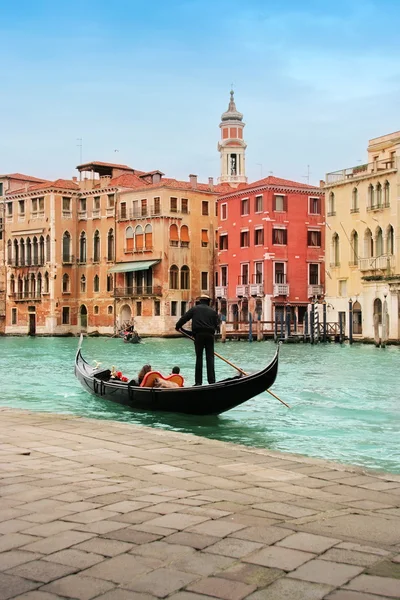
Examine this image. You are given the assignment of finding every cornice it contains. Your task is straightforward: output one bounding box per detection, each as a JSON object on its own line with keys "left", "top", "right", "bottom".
{"left": 218, "top": 184, "right": 324, "bottom": 201}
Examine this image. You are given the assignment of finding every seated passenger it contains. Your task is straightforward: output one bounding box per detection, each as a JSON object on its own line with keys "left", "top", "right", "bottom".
{"left": 138, "top": 364, "right": 152, "bottom": 385}
{"left": 153, "top": 377, "right": 179, "bottom": 388}
{"left": 171, "top": 366, "right": 180, "bottom": 375}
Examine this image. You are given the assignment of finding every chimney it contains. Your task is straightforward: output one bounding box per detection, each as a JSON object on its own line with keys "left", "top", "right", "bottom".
{"left": 100, "top": 175, "right": 112, "bottom": 187}
{"left": 152, "top": 172, "right": 161, "bottom": 184}
{"left": 208, "top": 177, "right": 214, "bottom": 191}
{"left": 72, "top": 176, "right": 77, "bottom": 182}
{"left": 319, "top": 180, "right": 325, "bottom": 188}
{"left": 189, "top": 174, "right": 197, "bottom": 189}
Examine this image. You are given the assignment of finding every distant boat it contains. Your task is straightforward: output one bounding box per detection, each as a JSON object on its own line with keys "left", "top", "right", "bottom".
{"left": 123, "top": 331, "right": 141, "bottom": 344}
{"left": 75, "top": 342, "right": 279, "bottom": 416}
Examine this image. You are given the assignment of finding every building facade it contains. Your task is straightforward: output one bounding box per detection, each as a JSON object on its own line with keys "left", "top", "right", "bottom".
{"left": 325, "top": 132, "right": 400, "bottom": 342}
{"left": 2, "top": 162, "right": 225, "bottom": 336}
{"left": 216, "top": 177, "right": 325, "bottom": 326}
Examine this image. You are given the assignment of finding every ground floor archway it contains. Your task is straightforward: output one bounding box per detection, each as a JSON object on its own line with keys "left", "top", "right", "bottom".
{"left": 79, "top": 304, "right": 87, "bottom": 330}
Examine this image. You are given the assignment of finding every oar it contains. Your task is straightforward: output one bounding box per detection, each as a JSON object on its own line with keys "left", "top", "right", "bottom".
{"left": 179, "top": 330, "right": 290, "bottom": 409}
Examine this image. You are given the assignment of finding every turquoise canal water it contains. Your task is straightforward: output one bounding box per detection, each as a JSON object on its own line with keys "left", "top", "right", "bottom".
{"left": 0, "top": 336, "right": 399, "bottom": 474}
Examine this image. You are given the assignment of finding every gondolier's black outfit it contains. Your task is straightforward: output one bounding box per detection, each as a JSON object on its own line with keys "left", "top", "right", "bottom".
{"left": 176, "top": 299, "right": 219, "bottom": 385}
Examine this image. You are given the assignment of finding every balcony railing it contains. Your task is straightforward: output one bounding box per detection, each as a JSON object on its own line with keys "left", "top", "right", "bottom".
{"left": 215, "top": 286, "right": 227, "bottom": 298}
{"left": 8, "top": 259, "right": 45, "bottom": 267}
{"left": 273, "top": 283, "right": 289, "bottom": 297}
{"left": 78, "top": 210, "right": 87, "bottom": 220}
{"left": 326, "top": 157, "right": 397, "bottom": 184}
{"left": 236, "top": 284, "right": 249, "bottom": 297}
{"left": 92, "top": 209, "right": 101, "bottom": 218}
{"left": 62, "top": 255, "right": 74, "bottom": 265}
{"left": 62, "top": 210, "right": 72, "bottom": 219}
{"left": 129, "top": 206, "right": 162, "bottom": 219}
{"left": 359, "top": 254, "right": 395, "bottom": 272}
{"left": 9, "top": 292, "right": 42, "bottom": 301}
{"left": 106, "top": 207, "right": 115, "bottom": 217}
{"left": 249, "top": 283, "right": 264, "bottom": 296}
{"left": 114, "top": 285, "right": 162, "bottom": 298}
{"left": 308, "top": 284, "right": 323, "bottom": 298}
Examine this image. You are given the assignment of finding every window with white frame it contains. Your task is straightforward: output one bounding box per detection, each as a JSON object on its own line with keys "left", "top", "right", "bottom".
{"left": 272, "top": 227, "right": 287, "bottom": 245}
{"left": 309, "top": 197, "right": 320, "bottom": 214}
{"left": 338, "top": 279, "right": 347, "bottom": 297}
{"left": 273, "top": 195, "right": 287, "bottom": 211}
{"left": 241, "top": 263, "right": 249, "bottom": 285}
{"left": 254, "top": 261, "right": 263, "bottom": 284}
{"left": 274, "top": 262, "right": 286, "bottom": 284}
{"left": 219, "top": 233, "right": 228, "bottom": 250}
{"left": 309, "top": 263, "right": 319, "bottom": 285}
{"left": 221, "top": 203, "right": 227, "bottom": 220}
{"left": 255, "top": 195, "right": 263, "bottom": 213}
{"left": 307, "top": 230, "right": 321, "bottom": 247}
{"left": 221, "top": 265, "right": 228, "bottom": 286}
{"left": 240, "top": 230, "right": 249, "bottom": 247}
{"left": 241, "top": 198, "right": 249, "bottom": 215}
{"left": 201, "top": 271, "right": 208, "bottom": 291}
{"left": 254, "top": 227, "right": 264, "bottom": 246}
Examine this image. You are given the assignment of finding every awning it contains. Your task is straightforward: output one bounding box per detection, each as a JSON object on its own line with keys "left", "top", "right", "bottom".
{"left": 108, "top": 260, "right": 160, "bottom": 274}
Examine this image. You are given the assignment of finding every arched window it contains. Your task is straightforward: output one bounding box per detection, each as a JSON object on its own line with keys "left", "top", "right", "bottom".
{"left": 30, "top": 274, "right": 36, "bottom": 297}
{"left": 368, "top": 184, "right": 374, "bottom": 208}
{"left": 107, "top": 229, "right": 114, "bottom": 261}
{"left": 26, "top": 238, "right": 32, "bottom": 266}
{"left": 62, "top": 273, "right": 70, "bottom": 293}
{"left": 364, "top": 229, "right": 373, "bottom": 258}
{"left": 79, "top": 232, "right": 87, "bottom": 263}
{"left": 384, "top": 181, "right": 390, "bottom": 207}
{"left": 376, "top": 182, "right": 382, "bottom": 207}
{"left": 144, "top": 224, "right": 152, "bottom": 249}
{"left": 169, "top": 224, "right": 179, "bottom": 247}
{"left": 20, "top": 238, "right": 25, "bottom": 266}
{"left": 107, "top": 305, "right": 113, "bottom": 314}
{"left": 328, "top": 192, "right": 335, "bottom": 215}
{"left": 39, "top": 236, "right": 45, "bottom": 265}
{"left": 180, "top": 225, "right": 190, "bottom": 248}
{"left": 374, "top": 298, "right": 382, "bottom": 325}
{"left": 125, "top": 226, "right": 134, "bottom": 252}
{"left": 350, "top": 230, "right": 358, "bottom": 266}
{"left": 375, "top": 227, "right": 383, "bottom": 257}
{"left": 80, "top": 275, "right": 86, "bottom": 293}
{"left": 32, "top": 236, "right": 38, "bottom": 265}
{"left": 107, "top": 274, "right": 113, "bottom": 292}
{"left": 386, "top": 225, "right": 394, "bottom": 255}
{"left": 331, "top": 233, "right": 340, "bottom": 266}
{"left": 93, "top": 274, "right": 100, "bottom": 292}
{"left": 62, "top": 232, "right": 71, "bottom": 262}
{"left": 44, "top": 272, "right": 49, "bottom": 294}
{"left": 23, "top": 276, "right": 29, "bottom": 296}
{"left": 10, "top": 274, "right": 15, "bottom": 295}
{"left": 93, "top": 230, "right": 100, "bottom": 263}
{"left": 46, "top": 234, "right": 51, "bottom": 263}
{"left": 351, "top": 188, "right": 358, "bottom": 212}
{"left": 7, "top": 240, "right": 12, "bottom": 265}
{"left": 18, "top": 276, "right": 23, "bottom": 295}
{"left": 180, "top": 265, "right": 190, "bottom": 289}
{"left": 37, "top": 273, "right": 42, "bottom": 296}
{"left": 169, "top": 264, "right": 179, "bottom": 289}
{"left": 14, "top": 239, "right": 19, "bottom": 266}
{"left": 94, "top": 305, "right": 99, "bottom": 315}
{"left": 135, "top": 225, "right": 143, "bottom": 250}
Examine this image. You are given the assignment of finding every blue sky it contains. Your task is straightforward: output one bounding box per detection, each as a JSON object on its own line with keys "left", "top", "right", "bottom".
{"left": 1, "top": 0, "right": 400, "bottom": 185}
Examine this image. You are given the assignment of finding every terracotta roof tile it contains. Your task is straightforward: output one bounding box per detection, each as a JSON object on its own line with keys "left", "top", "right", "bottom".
{"left": 77, "top": 160, "right": 136, "bottom": 171}
{"left": 0, "top": 173, "right": 47, "bottom": 182}
{"left": 6, "top": 179, "right": 80, "bottom": 195}
{"left": 247, "top": 175, "right": 320, "bottom": 190}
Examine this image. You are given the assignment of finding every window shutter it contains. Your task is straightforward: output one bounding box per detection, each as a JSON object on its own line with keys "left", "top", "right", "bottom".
{"left": 145, "top": 232, "right": 152, "bottom": 248}
{"left": 283, "top": 196, "right": 288, "bottom": 212}
{"left": 170, "top": 224, "right": 179, "bottom": 241}
{"left": 201, "top": 229, "right": 209, "bottom": 243}
{"left": 180, "top": 226, "right": 190, "bottom": 242}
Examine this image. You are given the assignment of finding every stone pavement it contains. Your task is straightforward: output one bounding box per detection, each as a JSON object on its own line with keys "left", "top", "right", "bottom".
{"left": 0, "top": 409, "right": 400, "bottom": 600}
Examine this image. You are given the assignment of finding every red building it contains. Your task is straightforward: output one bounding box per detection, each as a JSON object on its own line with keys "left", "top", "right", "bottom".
{"left": 216, "top": 176, "right": 325, "bottom": 327}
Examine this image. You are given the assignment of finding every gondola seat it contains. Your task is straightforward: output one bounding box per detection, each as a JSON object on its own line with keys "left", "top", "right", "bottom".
{"left": 140, "top": 371, "right": 184, "bottom": 388}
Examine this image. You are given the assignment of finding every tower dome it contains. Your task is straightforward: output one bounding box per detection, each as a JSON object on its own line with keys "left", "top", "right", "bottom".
{"left": 218, "top": 90, "right": 247, "bottom": 185}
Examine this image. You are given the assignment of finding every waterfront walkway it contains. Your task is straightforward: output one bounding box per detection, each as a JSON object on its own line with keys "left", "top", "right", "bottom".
{"left": 0, "top": 409, "right": 399, "bottom": 600}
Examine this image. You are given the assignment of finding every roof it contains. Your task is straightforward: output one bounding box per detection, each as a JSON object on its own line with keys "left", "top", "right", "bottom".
{"left": 218, "top": 175, "right": 323, "bottom": 199}
{"left": 0, "top": 173, "right": 47, "bottom": 183}
{"left": 6, "top": 179, "right": 80, "bottom": 195}
{"left": 76, "top": 161, "right": 136, "bottom": 171}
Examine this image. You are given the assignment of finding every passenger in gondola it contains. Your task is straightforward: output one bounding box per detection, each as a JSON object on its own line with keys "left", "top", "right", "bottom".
{"left": 138, "top": 364, "right": 152, "bottom": 385}
{"left": 171, "top": 366, "right": 180, "bottom": 375}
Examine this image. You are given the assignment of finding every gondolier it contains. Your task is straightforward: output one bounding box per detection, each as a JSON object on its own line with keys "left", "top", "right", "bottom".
{"left": 175, "top": 295, "right": 219, "bottom": 386}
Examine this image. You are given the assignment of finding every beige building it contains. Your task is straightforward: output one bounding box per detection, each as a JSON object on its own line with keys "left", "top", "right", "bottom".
{"left": 325, "top": 132, "right": 400, "bottom": 342}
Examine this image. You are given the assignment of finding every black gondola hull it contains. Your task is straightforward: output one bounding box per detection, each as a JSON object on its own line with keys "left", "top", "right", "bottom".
{"left": 75, "top": 346, "right": 279, "bottom": 416}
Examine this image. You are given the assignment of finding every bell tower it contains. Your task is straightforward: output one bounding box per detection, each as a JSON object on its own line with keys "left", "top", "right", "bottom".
{"left": 218, "top": 90, "right": 247, "bottom": 184}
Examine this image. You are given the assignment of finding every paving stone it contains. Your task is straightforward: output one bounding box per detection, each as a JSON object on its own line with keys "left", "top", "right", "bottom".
{"left": 217, "top": 562, "right": 283, "bottom": 587}
{"left": 164, "top": 532, "right": 219, "bottom": 549}
{"left": 289, "top": 558, "right": 364, "bottom": 586}
{"left": 231, "top": 525, "right": 292, "bottom": 545}
{"left": 187, "top": 576, "right": 256, "bottom": 600}
{"left": 0, "top": 534, "right": 41, "bottom": 553}
{"left": 254, "top": 501, "right": 317, "bottom": 518}
{"left": 111, "top": 511, "right": 158, "bottom": 525}
{"left": 244, "top": 545, "right": 315, "bottom": 571}
{"left": 366, "top": 559, "right": 400, "bottom": 579}
{"left": 186, "top": 520, "right": 246, "bottom": 537}
{"left": 22, "top": 531, "right": 94, "bottom": 554}
{"left": 62, "top": 509, "right": 120, "bottom": 524}
{"left": 246, "top": 577, "right": 333, "bottom": 600}
{"left": 74, "top": 520, "right": 128, "bottom": 534}
{"left": 393, "top": 554, "right": 400, "bottom": 563}
{"left": 43, "top": 548, "right": 104, "bottom": 569}
{"left": 321, "top": 548, "right": 385, "bottom": 567}
{"left": 94, "top": 591, "right": 157, "bottom": 600}
{"left": 11, "top": 591, "right": 66, "bottom": 600}
{"left": 124, "top": 567, "right": 199, "bottom": 597}
{"left": 0, "top": 573, "right": 39, "bottom": 600}
{"left": 21, "top": 520, "right": 77, "bottom": 537}
{"left": 0, "top": 550, "right": 43, "bottom": 571}
{"left": 344, "top": 574, "right": 400, "bottom": 597}
{"left": 6, "top": 559, "right": 78, "bottom": 583}
{"left": 0, "top": 519, "right": 32, "bottom": 534}
{"left": 325, "top": 591, "right": 398, "bottom": 600}
{"left": 276, "top": 532, "right": 340, "bottom": 553}
{"left": 171, "top": 551, "right": 234, "bottom": 576}
{"left": 336, "top": 542, "right": 391, "bottom": 556}
{"left": 102, "top": 527, "right": 160, "bottom": 545}
{"left": 41, "top": 573, "right": 115, "bottom": 599}
{"left": 81, "top": 554, "right": 160, "bottom": 584}
{"left": 142, "top": 513, "right": 210, "bottom": 531}
{"left": 130, "top": 541, "right": 196, "bottom": 563}
{"left": 168, "top": 593, "right": 217, "bottom": 600}
{"left": 73, "top": 538, "right": 133, "bottom": 557}
{"left": 206, "top": 538, "right": 263, "bottom": 558}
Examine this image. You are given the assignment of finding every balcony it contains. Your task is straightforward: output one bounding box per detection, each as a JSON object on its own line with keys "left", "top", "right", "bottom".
{"left": 215, "top": 286, "right": 227, "bottom": 298}
{"left": 8, "top": 259, "right": 45, "bottom": 267}
{"left": 62, "top": 255, "right": 75, "bottom": 265}
{"left": 236, "top": 284, "right": 249, "bottom": 297}
{"left": 273, "top": 283, "right": 289, "bottom": 297}
{"left": 326, "top": 157, "right": 397, "bottom": 185}
{"left": 78, "top": 210, "right": 87, "bottom": 220}
{"left": 308, "top": 284, "right": 323, "bottom": 298}
{"left": 9, "top": 292, "right": 42, "bottom": 302}
{"left": 106, "top": 207, "right": 115, "bottom": 217}
{"left": 359, "top": 254, "right": 395, "bottom": 272}
{"left": 62, "top": 210, "right": 72, "bottom": 219}
{"left": 249, "top": 283, "right": 264, "bottom": 296}
{"left": 129, "top": 206, "right": 162, "bottom": 219}
{"left": 114, "top": 285, "right": 162, "bottom": 298}
{"left": 92, "top": 209, "right": 101, "bottom": 219}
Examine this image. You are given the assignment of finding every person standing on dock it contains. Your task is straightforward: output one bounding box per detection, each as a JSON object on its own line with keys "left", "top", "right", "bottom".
{"left": 175, "top": 295, "right": 219, "bottom": 386}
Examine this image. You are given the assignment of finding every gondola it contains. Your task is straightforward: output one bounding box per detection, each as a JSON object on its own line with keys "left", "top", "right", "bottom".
{"left": 74, "top": 341, "right": 280, "bottom": 416}
{"left": 123, "top": 332, "right": 141, "bottom": 344}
